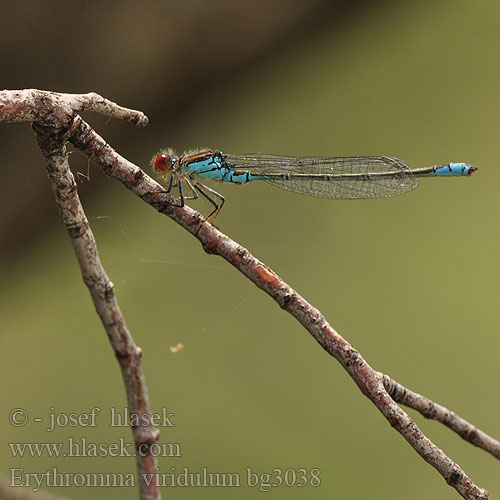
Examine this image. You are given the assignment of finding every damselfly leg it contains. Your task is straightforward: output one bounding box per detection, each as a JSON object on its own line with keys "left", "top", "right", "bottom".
{"left": 165, "top": 174, "right": 174, "bottom": 194}
{"left": 152, "top": 174, "right": 199, "bottom": 208}
{"left": 177, "top": 177, "right": 200, "bottom": 206}
{"left": 194, "top": 182, "right": 225, "bottom": 225}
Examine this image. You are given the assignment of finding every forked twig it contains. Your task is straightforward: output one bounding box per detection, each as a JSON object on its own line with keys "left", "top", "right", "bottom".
{"left": 1, "top": 89, "right": 497, "bottom": 500}
{"left": 0, "top": 89, "right": 158, "bottom": 500}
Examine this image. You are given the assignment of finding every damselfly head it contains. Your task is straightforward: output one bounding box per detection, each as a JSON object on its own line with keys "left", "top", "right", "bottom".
{"left": 151, "top": 150, "right": 178, "bottom": 179}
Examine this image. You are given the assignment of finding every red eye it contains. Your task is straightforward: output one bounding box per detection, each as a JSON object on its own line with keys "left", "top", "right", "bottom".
{"left": 153, "top": 154, "right": 172, "bottom": 174}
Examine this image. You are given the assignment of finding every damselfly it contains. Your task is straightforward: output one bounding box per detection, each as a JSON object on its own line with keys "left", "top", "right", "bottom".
{"left": 151, "top": 149, "right": 477, "bottom": 224}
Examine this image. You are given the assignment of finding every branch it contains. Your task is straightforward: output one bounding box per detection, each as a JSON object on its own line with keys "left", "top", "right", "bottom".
{"left": 0, "top": 89, "right": 148, "bottom": 126}
{"left": 1, "top": 89, "right": 497, "bottom": 499}
{"left": 0, "top": 90, "right": 158, "bottom": 500}
{"left": 383, "top": 375, "right": 500, "bottom": 459}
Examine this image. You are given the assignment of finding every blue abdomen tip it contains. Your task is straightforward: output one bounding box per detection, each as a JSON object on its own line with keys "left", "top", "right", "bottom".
{"left": 435, "top": 163, "right": 476, "bottom": 176}
{"left": 450, "top": 162, "right": 469, "bottom": 175}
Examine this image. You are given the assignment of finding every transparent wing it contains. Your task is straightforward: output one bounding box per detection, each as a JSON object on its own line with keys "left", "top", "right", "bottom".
{"left": 225, "top": 154, "right": 419, "bottom": 199}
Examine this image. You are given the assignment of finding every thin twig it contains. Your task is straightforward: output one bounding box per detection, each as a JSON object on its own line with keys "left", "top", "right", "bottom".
{"left": 1, "top": 89, "right": 496, "bottom": 499}
{"left": 0, "top": 90, "right": 158, "bottom": 500}
{"left": 0, "top": 89, "right": 148, "bottom": 127}
{"left": 383, "top": 375, "right": 500, "bottom": 459}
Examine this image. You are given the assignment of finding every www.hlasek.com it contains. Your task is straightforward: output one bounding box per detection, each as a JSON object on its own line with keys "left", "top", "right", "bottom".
{"left": 10, "top": 467, "right": 321, "bottom": 492}
{"left": 9, "top": 437, "right": 181, "bottom": 458}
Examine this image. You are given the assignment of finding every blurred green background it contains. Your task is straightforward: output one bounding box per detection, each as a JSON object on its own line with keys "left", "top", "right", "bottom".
{"left": 1, "top": 1, "right": 499, "bottom": 499}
